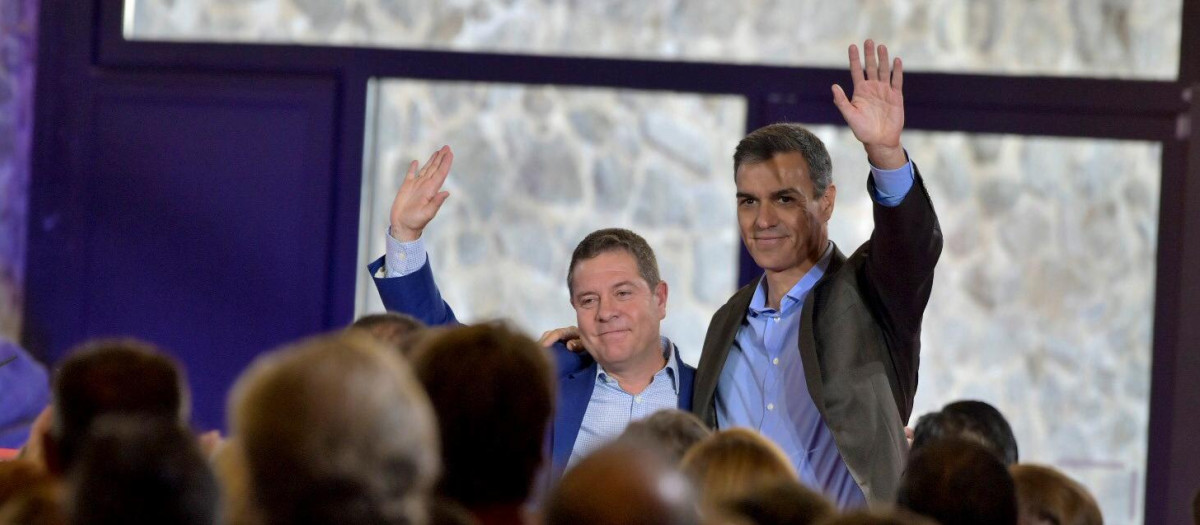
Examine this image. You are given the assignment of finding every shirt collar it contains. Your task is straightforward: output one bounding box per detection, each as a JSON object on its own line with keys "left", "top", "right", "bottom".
{"left": 595, "top": 337, "right": 681, "bottom": 395}
{"left": 748, "top": 241, "right": 835, "bottom": 316}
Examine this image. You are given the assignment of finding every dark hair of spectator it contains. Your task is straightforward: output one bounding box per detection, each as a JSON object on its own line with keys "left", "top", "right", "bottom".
{"left": 897, "top": 438, "right": 1017, "bottom": 525}
{"left": 911, "top": 399, "right": 1018, "bottom": 466}
{"left": 411, "top": 322, "right": 555, "bottom": 509}
{"left": 66, "top": 414, "right": 217, "bottom": 525}
{"left": 1009, "top": 464, "right": 1102, "bottom": 525}
{"left": 617, "top": 409, "right": 712, "bottom": 466}
{"left": 50, "top": 339, "right": 187, "bottom": 472}
{"left": 719, "top": 479, "right": 835, "bottom": 525}
{"left": 349, "top": 312, "right": 428, "bottom": 355}
{"left": 567, "top": 228, "right": 661, "bottom": 296}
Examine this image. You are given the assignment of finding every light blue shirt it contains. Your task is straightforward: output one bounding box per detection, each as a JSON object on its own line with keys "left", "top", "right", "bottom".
{"left": 569, "top": 338, "right": 680, "bottom": 467}
{"left": 715, "top": 159, "right": 915, "bottom": 509}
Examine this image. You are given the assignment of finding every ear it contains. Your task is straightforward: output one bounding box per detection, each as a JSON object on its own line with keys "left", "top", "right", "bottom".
{"left": 819, "top": 183, "right": 837, "bottom": 222}
{"left": 652, "top": 281, "right": 669, "bottom": 319}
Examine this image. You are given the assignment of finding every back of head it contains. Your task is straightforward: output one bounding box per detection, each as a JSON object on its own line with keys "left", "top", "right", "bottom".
{"left": 51, "top": 338, "right": 187, "bottom": 472}
{"left": 1009, "top": 464, "right": 1102, "bottom": 525}
{"left": 911, "top": 400, "right": 1018, "bottom": 466}
{"left": 720, "top": 479, "right": 834, "bottom": 525}
{"left": 617, "top": 409, "right": 711, "bottom": 466}
{"left": 680, "top": 428, "right": 797, "bottom": 511}
{"left": 410, "top": 322, "right": 554, "bottom": 509}
{"left": 231, "top": 332, "right": 439, "bottom": 525}
{"left": 545, "top": 442, "right": 698, "bottom": 525}
{"left": 820, "top": 510, "right": 938, "bottom": 525}
{"left": 66, "top": 414, "right": 217, "bottom": 525}
{"left": 941, "top": 400, "right": 1018, "bottom": 464}
{"left": 897, "top": 438, "right": 1017, "bottom": 525}
{"left": 349, "top": 312, "right": 428, "bottom": 356}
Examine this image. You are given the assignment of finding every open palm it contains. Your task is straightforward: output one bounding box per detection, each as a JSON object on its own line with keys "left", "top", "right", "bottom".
{"left": 390, "top": 145, "right": 453, "bottom": 242}
{"left": 833, "top": 40, "right": 904, "bottom": 152}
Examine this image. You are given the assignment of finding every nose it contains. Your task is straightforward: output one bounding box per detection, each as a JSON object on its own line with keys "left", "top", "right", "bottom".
{"left": 755, "top": 201, "right": 778, "bottom": 230}
{"left": 596, "top": 297, "right": 619, "bottom": 323}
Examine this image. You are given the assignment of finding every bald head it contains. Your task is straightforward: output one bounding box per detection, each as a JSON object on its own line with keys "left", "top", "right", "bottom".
{"left": 545, "top": 443, "right": 698, "bottom": 525}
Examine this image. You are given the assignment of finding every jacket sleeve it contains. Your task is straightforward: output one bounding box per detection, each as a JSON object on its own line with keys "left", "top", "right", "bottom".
{"left": 367, "top": 255, "right": 459, "bottom": 326}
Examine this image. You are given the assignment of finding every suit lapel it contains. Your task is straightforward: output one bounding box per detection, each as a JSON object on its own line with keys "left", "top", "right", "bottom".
{"left": 798, "top": 245, "right": 846, "bottom": 418}
{"left": 550, "top": 363, "right": 596, "bottom": 477}
{"left": 693, "top": 278, "right": 759, "bottom": 427}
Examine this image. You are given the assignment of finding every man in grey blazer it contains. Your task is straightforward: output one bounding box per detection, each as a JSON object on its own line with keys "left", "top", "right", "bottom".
{"left": 691, "top": 40, "right": 943, "bottom": 508}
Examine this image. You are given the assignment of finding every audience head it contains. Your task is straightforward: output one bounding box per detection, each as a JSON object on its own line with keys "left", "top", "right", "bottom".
{"left": 231, "top": 331, "right": 439, "bottom": 525}
{"left": 1009, "top": 464, "right": 1102, "bottom": 525}
{"left": 680, "top": 428, "right": 796, "bottom": 512}
{"left": 66, "top": 414, "right": 218, "bottom": 525}
{"left": 48, "top": 338, "right": 188, "bottom": 474}
{"left": 545, "top": 442, "right": 698, "bottom": 525}
{"left": 350, "top": 312, "right": 428, "bottom": 355}
{"left": 410, "top": 322, "right": 554, "bottom": 510}
{"left": 912, "top": 399, "right": 1018, "bottom": 466}
{"left": 897, "top": 438, "right": 1017, "bottom": 525}
{"left": 819, "top": 510, "right": 938, "bottom": 525}
{"left": 719, "top": 479, "right": 834, "bottom": 525}
{"left": 617, "top": 409, "right": 711, "bottom": 465}
{"left": 566, "top": 228, "right": 669, "bottom": 372}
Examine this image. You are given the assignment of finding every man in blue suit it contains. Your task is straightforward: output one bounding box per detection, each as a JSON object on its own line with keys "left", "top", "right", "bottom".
{"left": 368, "top": 146, "right": 696, "bottom": 479}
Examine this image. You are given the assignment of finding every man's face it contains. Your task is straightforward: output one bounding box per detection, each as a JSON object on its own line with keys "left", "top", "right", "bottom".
{"left": 569, "top": 250, "right": 668, "bottom": 370}
{"left": 735, "top": 152, "right": 836, "bottom": 275}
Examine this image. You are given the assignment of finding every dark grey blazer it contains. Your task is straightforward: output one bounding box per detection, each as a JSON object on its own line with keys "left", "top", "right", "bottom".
{"left": 692, "top": 169, "right": 942, "bottom": 506}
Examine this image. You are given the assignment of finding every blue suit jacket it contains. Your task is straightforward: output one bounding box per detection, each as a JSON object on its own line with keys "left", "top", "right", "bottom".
{"left": 368, "top": 256, "right": 696, "bottom": 477}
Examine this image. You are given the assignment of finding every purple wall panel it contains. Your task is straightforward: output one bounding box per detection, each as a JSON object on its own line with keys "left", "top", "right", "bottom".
{"left": 0, "top": 0, "right": 37, "bottom": 342}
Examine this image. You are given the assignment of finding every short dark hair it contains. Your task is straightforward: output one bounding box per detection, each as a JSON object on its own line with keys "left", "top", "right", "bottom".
{"left": 349, "top": 312, "right": 427, "bottom": 355}
{"left": 567, "top": 228, "right": 661, "bottom": 296}
{"left": 733, "top": 123, "right": 833, "bottom": 197}
{"left": 51, "top": 339, "right": 188, "bottom": 472}
{"left": 911, "top": 400, "right": 1018, "bottom": 466}
{"left": 411, "top": 323, "right": 555, "bottom": 508}
{"left": 617, "top": 409, "right": 711, "bottom": 466}
{"left": 66, "top": 414, "right": 218, "bottom": 525}
{"left": 720, "top": 479, "right": 835, "bottom": 525}
{"left": 897, "top": 438, "right": 1017, "bottom": 525}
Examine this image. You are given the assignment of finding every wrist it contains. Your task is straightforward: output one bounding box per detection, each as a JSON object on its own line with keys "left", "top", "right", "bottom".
{"left": 390, "top": 224, "right": 422, "bottom": 242}
{"left": 864, "top": 143, "right": 906, "bottom": 170}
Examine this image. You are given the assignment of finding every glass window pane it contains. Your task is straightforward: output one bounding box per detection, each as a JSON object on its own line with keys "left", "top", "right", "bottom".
{"left": 125, "top": 0, "right": 1182, "bottom": 80}
{"left": 355, "top": 80, "right": 747, "bottom": 365}
{"left": 814, "top": 126, "right": 1156, "bottom": 525}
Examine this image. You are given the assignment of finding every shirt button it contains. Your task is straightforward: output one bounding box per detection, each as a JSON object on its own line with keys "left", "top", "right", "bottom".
{"left": 767, "top": 403, "right": 775, "bottom": 411}
{"left": 772, "top": 357, "right": 780, "bottom": 365}
{"left": 772, "top": 316, "right": 780, "bottom": 323}
{"left": 635, "top": 395, "right": 643, "bottom": 404}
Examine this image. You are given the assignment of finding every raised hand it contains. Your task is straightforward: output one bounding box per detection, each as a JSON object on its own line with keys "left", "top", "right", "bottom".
{"left": 832, "top": 40, "right": 907, "bottom": 169}
{"left": 390, "top": 145, "right": 453, "bottom": 242}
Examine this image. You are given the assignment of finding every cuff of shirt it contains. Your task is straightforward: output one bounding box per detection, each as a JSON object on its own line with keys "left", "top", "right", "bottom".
{"left": 868, "top": 152, "right": 915, "bottom": 208}
{"left": 384, "top": 228, "right": 429, "bottom": 278}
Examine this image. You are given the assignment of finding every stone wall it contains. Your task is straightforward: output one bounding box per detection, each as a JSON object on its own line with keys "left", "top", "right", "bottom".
{"left": 357, "top": 82, "right": 745, "bottom": 358}
{"left": 127, "top": 0, "right": 1182, "bottom": 79}
{"left": 0, "top": 0, "right": 37, "bottom": 342}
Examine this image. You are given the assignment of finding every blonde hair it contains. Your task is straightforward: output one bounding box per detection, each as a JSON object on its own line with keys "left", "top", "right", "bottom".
{"left": 680, "top": 428, "right": 796, "bottom": 510}
{"left": 1010, "top": 464, "right": 1103, "bottom": 525}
